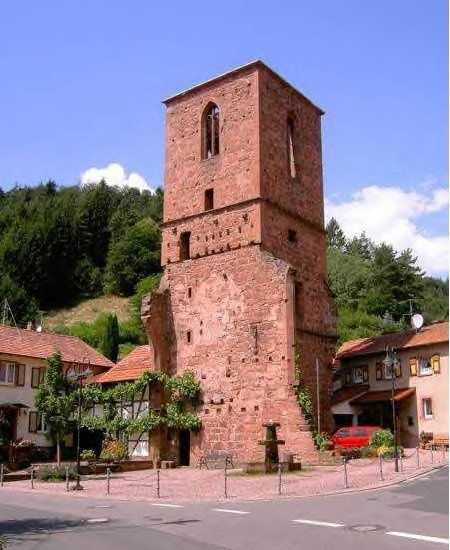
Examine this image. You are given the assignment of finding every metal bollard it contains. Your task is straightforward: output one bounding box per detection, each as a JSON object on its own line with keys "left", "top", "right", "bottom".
{"left": 431, "top": 447, "right": 434, "bottom": 464}
{"left": 156, "top": 468, "right": 161, "bottom": 499}
{"left": 65, "top": 465, "right": 70, "bottom": 492}
{"left": 400, "top": 453, "right": 404, "bottom": 473}
{"left": 343, "top": 458, "right": 348, "bottom": 489}
{"left": 277, "top": 462, "right": 282, "bottom": 496}
{"left": 224, "top": 463, "right": 228, "bottom": 499}
{"left": 443, "top": 447, "right": 446, "bottom": 462}
{"left": 416, "top": 446, "right": 420, "bottom": 468}
{"left": 30, "top": 468, "right": 34, "bottom": 489}
{"left": 0, "top": 464, "right": 4, "bottom": 487}
{"left": 106, "top": 467, "right": 111, "bottom": 495}
{"left": 379, "top": 454, "right": 384, "bottom": 481}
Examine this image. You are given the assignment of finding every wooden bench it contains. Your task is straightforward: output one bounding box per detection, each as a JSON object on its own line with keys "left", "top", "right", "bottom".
{"left": 198, "top": 452, "right": 234, "bottom": 469}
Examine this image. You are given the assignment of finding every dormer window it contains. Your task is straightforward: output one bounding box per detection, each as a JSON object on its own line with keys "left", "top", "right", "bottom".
{"left": 202, "top": 104, "right": 220, "bottom": 159}
{"left": 287, "top": 117, "right": 296, "bottom": 179}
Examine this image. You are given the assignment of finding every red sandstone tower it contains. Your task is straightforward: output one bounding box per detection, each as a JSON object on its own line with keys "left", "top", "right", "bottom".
{"left": 142, "top": 61, "right": 336, "bottom": 466}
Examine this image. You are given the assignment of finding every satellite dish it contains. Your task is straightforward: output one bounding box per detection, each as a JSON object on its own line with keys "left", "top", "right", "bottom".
{"left": 411, "top": 313, "right": 424, "bottom": 330}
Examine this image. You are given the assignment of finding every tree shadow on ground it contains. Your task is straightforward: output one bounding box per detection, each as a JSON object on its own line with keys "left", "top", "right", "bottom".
{"left": 0, "top": 516, "right": 84, "bottom": 536}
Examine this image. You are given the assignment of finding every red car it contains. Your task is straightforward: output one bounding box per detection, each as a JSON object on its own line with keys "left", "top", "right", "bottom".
{"left": 331, "top": 426, "right": 381, "bottom": 449}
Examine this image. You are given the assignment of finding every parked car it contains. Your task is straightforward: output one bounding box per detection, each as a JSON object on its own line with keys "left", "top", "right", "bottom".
{"left": 331, "top": 426, "right": 381, "bottom": 449}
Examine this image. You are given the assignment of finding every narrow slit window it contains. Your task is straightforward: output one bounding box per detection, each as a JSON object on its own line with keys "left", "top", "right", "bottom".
{"left": 204, "top": 188, "right": 214, "bottom": 210}
{"left": 287, "top": 117, "right": 296, "bottom": 179}
{"left": 202, "top": 104, "right": 220, "bottom": 159}
{"left": 288, "top": 229, "right": 297, "bottom": 243}
{"left": 179, "top": 231, "right": 191, "bottom": 261}
{"left": 186, "top": 330, "right": 192, "bottom": 344}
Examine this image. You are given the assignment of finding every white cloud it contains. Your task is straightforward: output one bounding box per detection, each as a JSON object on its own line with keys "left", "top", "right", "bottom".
{"left": 80, "top": 163, "right": 155, "bottom": 193}
{"left": 325, "top": 185, "right": 449, "bottom": 278}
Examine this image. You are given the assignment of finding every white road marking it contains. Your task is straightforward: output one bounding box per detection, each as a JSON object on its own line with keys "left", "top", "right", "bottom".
{"left": 151, "top": 503, "right": 184, "bottom": 508}
{"left": 292, "top": 519, "right": 344, "bottom": 528}
{"left": 87, "top": 518, "right": 109, "bottom": 524}
{"left": 213, "top": 508, "right": 249, "bottom": 515}
{"left": 386, "top": 531, "right": 449, "bottom": 544}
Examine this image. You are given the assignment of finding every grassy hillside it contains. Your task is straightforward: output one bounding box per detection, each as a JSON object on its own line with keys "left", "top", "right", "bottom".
{"left": 45, "top": 295, "right": 131, "bottom": 330}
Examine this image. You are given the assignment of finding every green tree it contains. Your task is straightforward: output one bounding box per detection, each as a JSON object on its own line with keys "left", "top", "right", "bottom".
{"left": 326, "top": 217, "right": 347, "bottom": 250}
{"left": 363, "top": 244, "right": 424, "bottom": 321}
{"left": 99, "top": 314, "right": 120, "bottom": 362}
{"left": 104, "top": 218, "right": 161, "bottom": 296}
{"left": 35, "top": 352, "right": 76, "bottom": 465}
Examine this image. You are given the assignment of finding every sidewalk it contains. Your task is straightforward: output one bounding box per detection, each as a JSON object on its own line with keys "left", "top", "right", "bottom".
{"left": 1, "top": 448, "right": 446, "bottom": 503}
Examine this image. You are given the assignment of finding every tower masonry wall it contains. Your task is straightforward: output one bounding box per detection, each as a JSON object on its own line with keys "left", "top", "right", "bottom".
{"left": 148, "top": 246, "right": 316, "bottom": 464}
{"left": 143, "top": 62, "right": 337, "bottom": 465}
{"left": 163, "top": 68, "right": 260, "bottom": 223}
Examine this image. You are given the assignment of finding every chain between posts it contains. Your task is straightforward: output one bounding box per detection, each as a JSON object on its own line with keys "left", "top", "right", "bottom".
{"left": 277, "top": 462, "right": 282, "bottom": 496}
{"left": 156, "top": 468, "right": 161, "bottom": 499}
{"left": 224, "top": 462, "right": 228, "bottom": 499}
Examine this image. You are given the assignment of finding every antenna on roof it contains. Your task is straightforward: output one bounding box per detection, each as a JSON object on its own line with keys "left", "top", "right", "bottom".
{"left": 1, "top": 299, "right": 19, "bottom": 329}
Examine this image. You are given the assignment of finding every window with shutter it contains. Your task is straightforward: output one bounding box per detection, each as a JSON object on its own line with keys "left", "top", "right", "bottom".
{"left": 409, "top": 357, "right": 418, "bottom": 376}
{"left": 15, "top": 364, "right": 25, "bottom": 386}
{"left": 363, "top": 366, "right": 369, "bottom": 382}
{"left": 375, "top": 362, "right": 383, "bottom": 380}
{"left": 29, "top": 411, "right": 38, "bottom": 433}
{"left": 31, "top": 368, "right": 40, "bottom": 388}
{"left": 39, "top": 368, "right": 46, "bottom": 385}
{"left": 432, "top": 355, "right": 441, "bottom": 374}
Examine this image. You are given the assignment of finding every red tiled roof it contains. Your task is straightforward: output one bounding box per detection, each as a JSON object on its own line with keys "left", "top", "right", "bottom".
{"left": 0, "top": 324, "right": 113, "bottom": 370}
{"left": 331, "top": 385, "right": 369, "bottom": 406}
{"left": 350, "top": 387, "right": 415, "bottom": 405}
{"left": 95, "top": 345, "right": 154, "bottom": 383}
{"left": 337, "top": 322, "right": 449, "bottom": 359}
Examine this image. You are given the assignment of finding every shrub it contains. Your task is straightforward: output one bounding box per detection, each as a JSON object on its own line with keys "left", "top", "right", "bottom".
{"left": 99, "top": 440, "right": 129, "bottom": 463}
{"left": 314, "top": 432, "right": 331, "bottom": 452}
{"left": 370, "top": 429, "right": 394, "bottom": 449}
{"left": 360, "top": 445, "right": 377, "bottom": 458}
{"left": 80, "top": 449, "right": 96, "bottom": 463}
{"left": 35, "top": 465, "right": 77, "bottom": 482}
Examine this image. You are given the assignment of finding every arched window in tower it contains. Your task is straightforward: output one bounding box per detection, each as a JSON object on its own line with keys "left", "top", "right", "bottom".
{"left": 202, "top": 104, "right": 220, "bottom": 159}
{"left": 287, "top": 117, "right": 296, "bottom": 179}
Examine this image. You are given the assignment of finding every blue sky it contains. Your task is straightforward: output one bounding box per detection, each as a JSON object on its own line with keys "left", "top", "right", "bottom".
{"left": 0, "top": 1, "right": 448, "bottom": 276}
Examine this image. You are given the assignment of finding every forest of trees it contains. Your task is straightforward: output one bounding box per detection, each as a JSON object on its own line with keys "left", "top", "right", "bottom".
{"left": 326, "top": 217, "right": 448, "bottom": 342}
{"left": 0, "top": 182, "right": 447, "bottom": 348}
{"left": 0, "top": 181, "right": 163, "bottom": 324}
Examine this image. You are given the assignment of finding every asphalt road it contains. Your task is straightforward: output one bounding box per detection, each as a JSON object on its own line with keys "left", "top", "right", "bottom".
{"left": 0, "top": 465, "right": 447, "bottom": 550}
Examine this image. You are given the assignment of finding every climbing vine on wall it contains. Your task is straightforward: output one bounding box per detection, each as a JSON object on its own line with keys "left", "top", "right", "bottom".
{"left": 293, "top": 347, "right": 315, "bottom": 428}
{"left": 80, "top": 370, "right": 202, "bottom": 438}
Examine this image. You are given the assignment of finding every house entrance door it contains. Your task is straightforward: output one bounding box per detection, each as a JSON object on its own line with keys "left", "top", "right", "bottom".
{"left": 0, "top": 407, "right": 17, "bottom": 443}
{"left": 179, "top": 430, "right": 190, "bottom": 466}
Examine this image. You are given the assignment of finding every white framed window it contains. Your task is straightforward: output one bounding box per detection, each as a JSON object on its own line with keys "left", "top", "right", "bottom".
{"left": 423, "top": 398, "right": 433, "bottom": 419}
{"left": 384, "top": 363, "right": 394, "bottom": 379}
{"left": 0, "top": 362, "right": 15, "bottom": 385}
{"left": 353, "top": 367, "right": 364, "bottom": 384}
{"left": 37, "top": 414, "right": 47, "bottom": 433}
{"left": 419, "top": 358, "right": 433, "bottom": 376}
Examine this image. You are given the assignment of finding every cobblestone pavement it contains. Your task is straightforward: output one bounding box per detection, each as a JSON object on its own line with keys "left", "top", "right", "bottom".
{"left": 1, "top": 449, "right": 447, "bottom": 503}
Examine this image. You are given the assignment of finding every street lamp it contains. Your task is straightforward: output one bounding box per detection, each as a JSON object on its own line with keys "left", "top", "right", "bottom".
{"left": 383, "top": 346, "right": 399, "bottom": 473}
{"left": 68, "top": 362, "right": 93, "bottom": 491}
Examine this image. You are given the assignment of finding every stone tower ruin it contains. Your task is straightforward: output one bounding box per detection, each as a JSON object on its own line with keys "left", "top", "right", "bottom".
{"left": 142, "top": 61, "right": 337, "bottom": 466}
